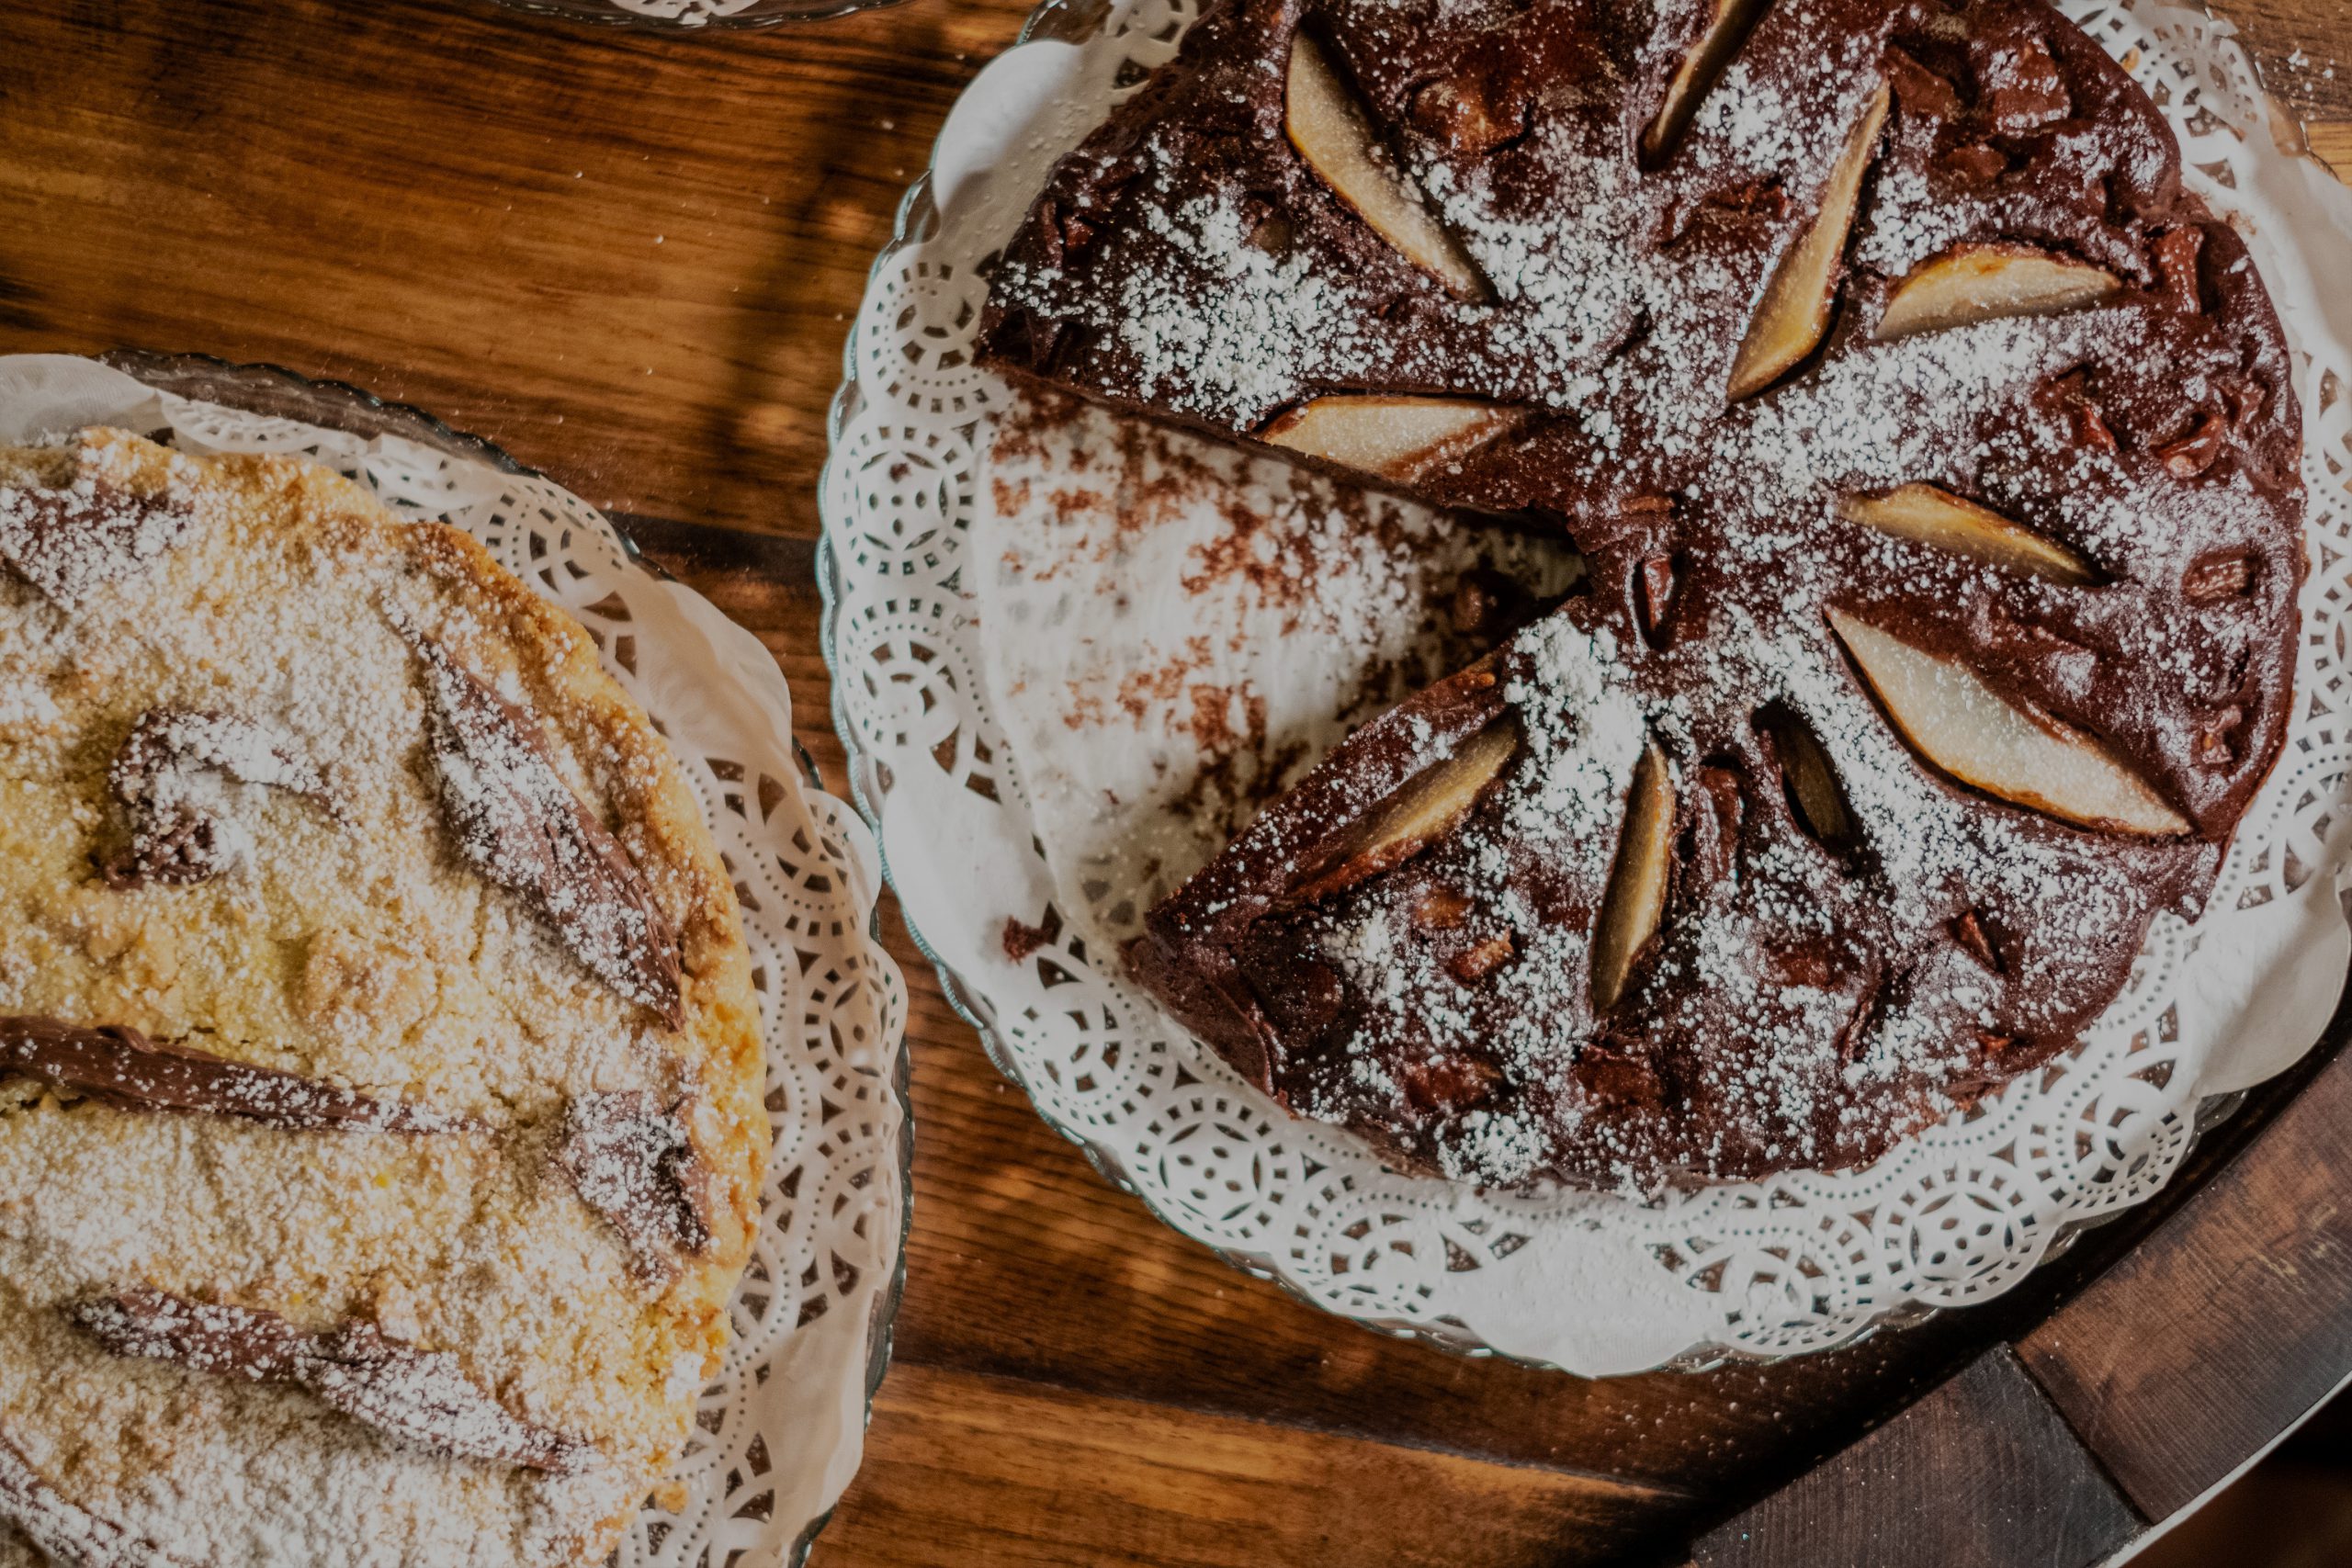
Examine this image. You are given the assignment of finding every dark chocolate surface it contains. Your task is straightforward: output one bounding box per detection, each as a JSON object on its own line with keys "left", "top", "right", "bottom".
{"left": 982, "top": 0, "right": 2305, "bottom": 1189}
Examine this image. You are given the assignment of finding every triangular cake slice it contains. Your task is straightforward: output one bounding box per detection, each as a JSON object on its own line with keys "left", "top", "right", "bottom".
{"left": 978, "top": 0, "right": 2306, "bottom": 1189}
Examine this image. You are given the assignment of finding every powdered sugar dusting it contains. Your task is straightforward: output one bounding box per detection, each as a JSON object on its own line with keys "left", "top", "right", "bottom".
{"left": 1305, "top": 620, "right": 1651, "bottom": 1181}
{"left": 104, "top": 708, "right": 334, "bottom": 886}
{"left": 0, "top": 1431, "right": 188, "bottom": 1568}
{"left": 1498, "top": 616, "right": 1647, "bottom": 846}
{"left": 0, "top": 440, "right": 203, "bottom": 611}
{"left": 1118, "top": 186, "right": 1371, "bottom": 424}
{"left": 394, "top": 612, "right": 684, "bottom": 1029}
{"left": 556, "top": 1092, "right": 714, "bottom": 1283}
{"left": 72, "top": 1292, "right": 595, "bottom": 1475}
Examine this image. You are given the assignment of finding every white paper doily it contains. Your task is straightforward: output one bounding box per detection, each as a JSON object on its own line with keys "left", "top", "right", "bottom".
{"left": 0, "top": 352, "right": 910, "bottom": 1564}
{"left": 822, "top": 2, "right": 2352, "bottom": 1373}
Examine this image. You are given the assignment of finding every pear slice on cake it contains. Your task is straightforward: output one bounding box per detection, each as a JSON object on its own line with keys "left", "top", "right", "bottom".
{"left": 1828, "top": 608, "right": 2187, "bottom": 835}
{"left": 1838, "top": 484, "right": 2097, "bottom": 585}
{"left": 1727, "top": 83, "right": 1891, "bottom": 400}
{"left": 1261, "top": 395, "right": 1520, "bottom": 483}
{"left": 1642, "top": 0, "right": 1770, "bottom": 163}
{"left": 1590, "top": 740, "right": 1677, "bottom": 1010}
{"left": 1287, "top": 32, "right": 1489, "bottom": 299}
{"left": 1875, "top": 244, "right": 2120, "bottom": 342}
{"left": 1292, "top": 720, "right": 1521, "bottom": 901}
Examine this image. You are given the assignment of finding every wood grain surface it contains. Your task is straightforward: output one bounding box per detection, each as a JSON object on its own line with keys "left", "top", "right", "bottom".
{"left": 1693, "top": 1349, "right": 2143, "bottom": 1568}
{"left": 2, "top": 4, "right": 2350, "bottom": 1565}
{"left": 2018, "top": 977, "right": 2352, "bottom": 1523}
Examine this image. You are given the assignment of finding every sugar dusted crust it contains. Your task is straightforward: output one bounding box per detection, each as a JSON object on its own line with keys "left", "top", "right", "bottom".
{"left": 0, "top": 429, "right": 764, "bottom": 1566}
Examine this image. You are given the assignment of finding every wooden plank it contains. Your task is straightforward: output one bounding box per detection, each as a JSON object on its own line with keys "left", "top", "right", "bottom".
{"left": 1692, "top": 1348, "right": 2143, "bottom": 1568}
{"left": 5, "top": 1, "right": 2352, "bottom": 1561}
{"left": 820, "top": 1362, "right": 1674, "bottom": 1568}
{"left": 2018, "top": 1003, "right": 2352, "bottom": 1523}
{"left": 2311, "top": 122, "right": 2352, "bottom": 178}
{"left": 0, "top": 0, "right": 1034, "bottom": 536}
{"left": 2208, "top": 2, "right": 2352, "bottom": 125}
{"left": 617, "top": 513, "right": 818, "bottom": 586}
{"left": 2128, "top": 1459, "right": 2352, "bottom": 1568}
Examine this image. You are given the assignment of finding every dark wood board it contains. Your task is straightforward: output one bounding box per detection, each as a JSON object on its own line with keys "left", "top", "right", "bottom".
{"left": 3, "top": 3, "right": 2351, "bottom": 1564}
{"left": 2018, "top": 977, "right": 2352, "bottom": 1523}
{"left": 1692, "top": 1348, "right": 2143, "bottom": 1568}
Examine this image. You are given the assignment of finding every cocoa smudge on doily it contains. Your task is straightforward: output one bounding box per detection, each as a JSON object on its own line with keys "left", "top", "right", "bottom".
{"left": 72, "top": 1290, "right": 594, "bottom": 1474}
{"left": 995, "top": 390, "right": 1565, "bottom": 837}
{"left": 1001, "top": 906, "right": 1062, "bottom": 961}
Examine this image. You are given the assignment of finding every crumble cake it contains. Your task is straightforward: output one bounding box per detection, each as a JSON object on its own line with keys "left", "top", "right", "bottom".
{"left": 0, "top": 429, "right": 766, "bottom": 1564}
{"left": 978, "top": 0, "right": 2306, "bottom": 1188}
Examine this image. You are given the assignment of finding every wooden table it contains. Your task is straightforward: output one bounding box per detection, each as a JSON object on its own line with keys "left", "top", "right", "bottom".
{"left": 4, "top": 5, "right": 2350, "bottom": 1563}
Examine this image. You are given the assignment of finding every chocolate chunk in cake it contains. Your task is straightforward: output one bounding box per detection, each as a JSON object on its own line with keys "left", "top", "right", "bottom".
{"left": 0, "top": 1015, "right": 478, "bottom": 1135}
{"left": 73, "top": 1291, "right": 594, "bottom": 1475}
{"left": 0, "top": 440, "right": 198, "bottom": 610}
{"left": 395, "top": 614, "right": 685, "bottom": 1029}
{"left": 556, "top": 1090, "right": 717, "bottom": 1282}
{"left": 103, "top": 707, "right": 334, "bottom": 887}
{"left": 0, "top": 1430, "right": 191, "bottom": 1568}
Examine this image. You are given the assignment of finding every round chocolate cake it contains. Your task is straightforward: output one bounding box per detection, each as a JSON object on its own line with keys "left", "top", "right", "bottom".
{"left": 978, "top": 0, "right": 2306, "bottom": 1188}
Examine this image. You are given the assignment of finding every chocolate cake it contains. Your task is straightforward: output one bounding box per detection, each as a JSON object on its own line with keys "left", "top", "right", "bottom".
{"left": 977, "top": 0, "right": 2306, "bottom": 1188}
